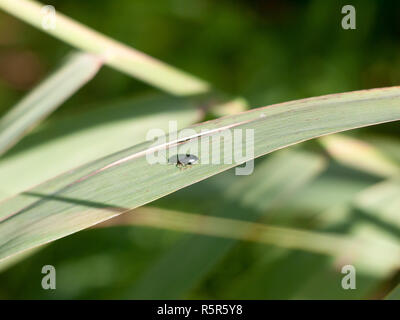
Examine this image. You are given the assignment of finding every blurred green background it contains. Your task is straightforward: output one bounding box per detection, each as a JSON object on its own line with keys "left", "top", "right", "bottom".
{"left": 0, "top": 0, "right": 399, "bottom": 299}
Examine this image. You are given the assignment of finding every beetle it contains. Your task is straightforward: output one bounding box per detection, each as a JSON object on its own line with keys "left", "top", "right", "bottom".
{"left": 168, "top": 153, "right": 199, "bottom": 169}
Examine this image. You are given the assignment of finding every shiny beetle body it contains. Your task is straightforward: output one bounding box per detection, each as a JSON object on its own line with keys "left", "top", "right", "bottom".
{"left": 168, "top": 154, "right": 199, "bottom": 169}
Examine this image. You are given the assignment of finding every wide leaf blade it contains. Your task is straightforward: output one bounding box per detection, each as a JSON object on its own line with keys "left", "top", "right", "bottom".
{"left": 0, "top": 86, "right": 400, "bottom": 261}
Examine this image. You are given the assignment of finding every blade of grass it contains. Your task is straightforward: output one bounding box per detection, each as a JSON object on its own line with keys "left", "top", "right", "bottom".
{"left": 0, "top": 52, "right": 102, "bottom": 157}
{"left": 101, "top": 206, "right": 395, "bottom": 263}
{"left": 0, "top": 94, "right": 203, "bottom": 200}
{"left": 354, "top": 179, "right": 400, "bottom": 229}
{"left": 319, "top": 134, "right": 400, "bottom": 178}
{"left": 0, "top": 246, "right": 42, "bottom": 273}
{"left": 0, "top": 86, "right": 399, "bottom": 262}
{"left": 0, "top": 0, "right": 209, "bottom": 95}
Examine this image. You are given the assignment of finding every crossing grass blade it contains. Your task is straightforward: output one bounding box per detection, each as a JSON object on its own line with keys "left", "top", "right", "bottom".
{"left": 0, "top": 86, "right": 400, "bottom": 262}
{"left": 0, "top": 0, "right": 209, "bottom": 95}
{"left": 0, "top": 52, "right": 102, "bottom": 157}
{"left": 319, "top": 134, "right": 400, "bottom": 178}
{"left": 101, "top": 206, "right": 363, "bottom": 257}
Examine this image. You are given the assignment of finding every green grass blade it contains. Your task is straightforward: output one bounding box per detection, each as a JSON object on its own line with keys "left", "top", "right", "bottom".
{"left": 0, "top": 94, "right": 202, "bottom": 200}
{"left": 0, "top": 86, "right": 399, "bottom": 262}
{"left": 354, "top": 179, "right": 400, "bottom": 230}
{"left": 104, "top": 206, "right": 354, "bottom": 256}
{"left": 0, "top": 246, "right": 42, "bottom": 273}
{"left": 320, "top": 134, "right": 400, "bottom": 178}
{"left": 105, "top": 206, "right": 393, "bottom": 258}
{"left": 0, "top": 52, "right": 101, "bottom": 157}
{"left": 0, "top": 0, "right": 209, "bottom": 95}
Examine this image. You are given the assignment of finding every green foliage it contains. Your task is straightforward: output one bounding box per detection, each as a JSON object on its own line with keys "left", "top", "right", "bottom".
{"left": 0, "top": 0, "right": 399, "bottom": 300}
{"left": 0, "top": 52, "right": 101, "bottom": 156}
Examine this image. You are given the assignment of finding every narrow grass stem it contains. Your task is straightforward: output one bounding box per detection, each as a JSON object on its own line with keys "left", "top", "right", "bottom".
{"left": 0, "top": 0, "right": 210, "bottom": 95}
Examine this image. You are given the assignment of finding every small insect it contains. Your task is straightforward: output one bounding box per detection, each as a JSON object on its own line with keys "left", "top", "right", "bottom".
{"left": 168, "top": 153, "right": 199, "bottom": 169}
